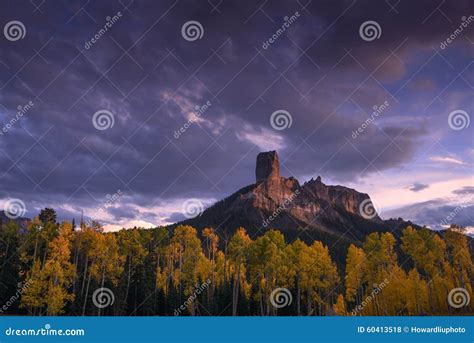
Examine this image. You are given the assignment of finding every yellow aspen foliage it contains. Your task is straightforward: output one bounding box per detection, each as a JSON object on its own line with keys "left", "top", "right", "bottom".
{"left": 405, "top": 269, "right": 429, "bottom": 315}
{"left": 228, "top": 228, "right": 251, "bottom": 315}
{"left": 401, "top": 227, "right": 446, "bottom": 277}
{"left": 21, "top": 222, "right": 77, "bottom": 315}
{"left": 9, "top": 220, "right": 474, "bottom": 316}
{"left": 20, "top": 260, "right": 44, "bottom": 313}
{"left": 444, "top": 228, "right": 474, "bottom": 289}
{"left": 333, "top": 294, "right": 347, "bottom": 315}
{"left": 344, "top": 244, "right": 366, "bottom": 302}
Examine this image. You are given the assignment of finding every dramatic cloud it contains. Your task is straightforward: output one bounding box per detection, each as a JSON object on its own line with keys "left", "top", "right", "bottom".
{"left": 0, "top": 0, "right": 472, "bottom": 229}
{"left": 453, "top": 186, "right": 474, "bottom": 195}
{"left": 409, "top": 183, "right": 429, "bottom": 192}
{"left": 430, "top": 156, "right": 466, "bottom": 165}
{"left": 385, "top": 200, "right": 474, "bottom": 231}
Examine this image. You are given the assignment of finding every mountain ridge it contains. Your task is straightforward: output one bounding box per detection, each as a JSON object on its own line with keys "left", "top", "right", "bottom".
{"left": 0, "top": 211, "right": 30, "bottom": 231}
{"left": 176, "top": 151, "right": 417, "bottom": 253}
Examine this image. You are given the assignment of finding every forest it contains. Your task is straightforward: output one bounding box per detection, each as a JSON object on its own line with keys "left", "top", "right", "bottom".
{"left": 0, "top": 208, "right": 472, "bottom": 316}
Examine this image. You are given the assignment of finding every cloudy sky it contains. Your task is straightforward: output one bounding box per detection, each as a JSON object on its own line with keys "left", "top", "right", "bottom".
{"left": 0, "top": 0, "right": 472, "bottom": 231}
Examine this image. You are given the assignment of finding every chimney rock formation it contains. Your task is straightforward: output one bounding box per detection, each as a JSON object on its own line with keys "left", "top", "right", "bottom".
{"left": 256, "top": 151, "right": 280, "bottom": 182}
{"left": 176, "top": 150, "right": 408, "bottom": 253}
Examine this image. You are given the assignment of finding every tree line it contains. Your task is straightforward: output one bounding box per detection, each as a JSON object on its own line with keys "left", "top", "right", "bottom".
{"left": 0, "top": 208, "right": 472, "bottom": 316}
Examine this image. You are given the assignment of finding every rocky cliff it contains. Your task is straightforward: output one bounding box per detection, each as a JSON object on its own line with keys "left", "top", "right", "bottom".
{"left": 177, "top": 151, "right": 414, "bottom": 255}
{"left": 0, "top": 211, "right": 31, "bottom": 231}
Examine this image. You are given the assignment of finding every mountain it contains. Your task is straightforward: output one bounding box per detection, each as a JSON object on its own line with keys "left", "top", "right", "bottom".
{"left": 0, "top": 211, "right": 30, "bottom": 231}
{"left": 176, "top": 151, "right": 415, "bottom": 257}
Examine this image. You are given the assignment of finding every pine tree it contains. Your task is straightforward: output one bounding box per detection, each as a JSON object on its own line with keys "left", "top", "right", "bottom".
{"left": 0, "top": 221, "right": 21, "bottom": 313}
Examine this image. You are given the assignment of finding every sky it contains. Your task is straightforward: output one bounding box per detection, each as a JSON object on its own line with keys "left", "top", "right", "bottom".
{"left": 0, "top": 0, "right": 472, "bottom": 232}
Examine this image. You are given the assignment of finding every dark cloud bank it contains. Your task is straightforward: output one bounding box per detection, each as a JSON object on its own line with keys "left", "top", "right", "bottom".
{"left": 0, "top": 0, "right": 472, "bottom": 227}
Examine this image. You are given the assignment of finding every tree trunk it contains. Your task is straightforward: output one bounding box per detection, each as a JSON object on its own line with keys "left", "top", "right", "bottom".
{"left": 82, "top": 271, "right": 92, "bottom": 315}
{"left": 297, "top": 277, "right": 301, "bottom": 316}
{"left": 33, "top": 234, "right": 38, "bottom": 265}
{"left": 42, "top": 239, "right": 49, "bottom": 266}
{"left": 232, "top": 264, "right": 240, "bottom": 316}
{"left": 0, "top": 242, "right": 9, "bottom": 279}
{"left": 81, "top": 255, "right": 88, "bottom": 296}
{"left": 123, "top": 258, "right": 132, "bottom": 312}
{"left": 98, "top": 271, "right": 105, "bottom": 316}
{"left": 307, "top": 288, "right": 312, "bottom": 315}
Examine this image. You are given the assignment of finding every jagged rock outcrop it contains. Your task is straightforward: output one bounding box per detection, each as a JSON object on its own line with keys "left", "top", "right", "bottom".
{"left": 252, "top": 151, "right": 381, "bottom": 224}
{"left": 0, "top": 211, "right": 30, "bottom": 231}
{"left": 177, "top": 151, "right": 413, "bottom": 257}
{"left": 256, "top": 151, "right": 280, "bottom": 182}
{"left": 303, "top": 176, "right": 378, "bottom": 219}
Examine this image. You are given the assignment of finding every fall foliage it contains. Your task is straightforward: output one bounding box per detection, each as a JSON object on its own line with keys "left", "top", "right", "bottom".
{"left": 0, "top": 211, "right": 472, "bottom": 316}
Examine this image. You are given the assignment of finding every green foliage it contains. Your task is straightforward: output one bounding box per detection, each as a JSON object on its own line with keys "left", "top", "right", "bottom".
{"left": 0, "top": 220, "right": 21, "bottom": 311}
{"left": 38, "top": 208, "right": 57, "bottom": 225}
{"left": 0, "top": 215, "right": 472, "bottom": 316}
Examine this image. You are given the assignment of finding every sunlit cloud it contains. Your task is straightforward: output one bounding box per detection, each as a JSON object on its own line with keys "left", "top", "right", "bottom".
{"left": 236, "top": 125, "right": 285, "bottom": 151}
{"left": 429, "top": 156, "right": 466, "bottom": 165}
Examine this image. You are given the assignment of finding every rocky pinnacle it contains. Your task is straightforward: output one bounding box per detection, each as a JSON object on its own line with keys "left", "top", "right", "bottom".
{"left": 255, "top": 151, "right": 280, "bottom": 182}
